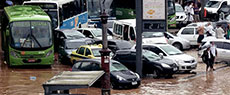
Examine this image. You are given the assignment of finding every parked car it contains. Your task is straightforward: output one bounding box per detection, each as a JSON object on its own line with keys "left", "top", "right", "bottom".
{"left": 72, "top": 59, "right": 141, "bottom": 89}
{"left": 204, "top": 0, "right": 230, "bottom": 21}
{"left": 112, "top": 49, "right": 178, "bottom": 78}
{"left": 142, "top": 32, "right": 168, "bottom": 44}
{"left": 175, "top": 3, "right": 187, "bottom": 27}
{"left": 132, "top": 44, "right": 197, "bottom": 72}
{"left": 76, "top": 28, "right": 112, "bottom": 40}
{"left": 198, "top": 37, "right": 230, "bottom": 64}
{"left": 177, "top": 26, "right": 202, "bottom": 46}
{"left": 70, "top": 44, "right": 113, "bottom": 64}
{"left": 55, "top": 29, "right": 94, "bottom": 64}
{"left": 164, "top": 32, "right": 190, "bottom": 50}
{"left": 93, "top": 39, "right": 133, "bottom": 53}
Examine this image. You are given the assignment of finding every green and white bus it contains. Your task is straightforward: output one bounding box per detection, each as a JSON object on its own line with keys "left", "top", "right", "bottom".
{"left": 1, "top": 5, "right": 54, "bottom": 66}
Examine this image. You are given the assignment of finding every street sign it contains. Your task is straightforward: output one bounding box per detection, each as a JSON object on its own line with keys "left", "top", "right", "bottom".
{"left": 142, "top": 0, "right": 167, "bottom": 32}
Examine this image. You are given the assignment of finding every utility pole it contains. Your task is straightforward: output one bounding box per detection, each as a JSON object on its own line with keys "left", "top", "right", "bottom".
{"left": 200, "top": 0, "right": 205, "bottom": 21}
{"left": 100, "top": 0, "right": 111, "bottom": 95}
{"left": 136, "top": 0, "right": 143, "bottom": 78}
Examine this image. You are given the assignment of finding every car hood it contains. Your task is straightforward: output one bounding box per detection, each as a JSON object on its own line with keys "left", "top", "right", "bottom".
{"left": 111, "top": 70, "right": 137, "bottom": 79}
{"left": 142, "top": 37, "right": 167, "bottom": 44}
{"left": 176, "top": 12, "right": 186, "bottom": 16}
{"left": 167, "top": 54, "right": 195, "bottom": 61}
{"left": 66, "top": 49, "right": 76, "bottom": 55}
{"left": 155, "top": 58, "right": 175, "bottom": 65}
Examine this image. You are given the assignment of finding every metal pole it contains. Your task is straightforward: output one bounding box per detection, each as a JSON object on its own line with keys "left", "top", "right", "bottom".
{"left": 200, "top": 0, "right": 204, "bottom": 21}
{"left": 136, "top": 0, "right": 143, "bottom": 78}
{"left": 100, "top": 10, "right": 111, "bottom": 95}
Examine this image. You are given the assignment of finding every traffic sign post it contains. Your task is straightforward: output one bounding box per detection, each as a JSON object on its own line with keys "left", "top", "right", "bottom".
{"left": 136, "top": 0, "right": 167, "bottom": 77}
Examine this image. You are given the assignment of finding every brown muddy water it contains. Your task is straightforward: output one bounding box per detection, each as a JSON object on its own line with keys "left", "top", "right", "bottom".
{"left": 0, "top": 49, "right": 230, "bottom": 95}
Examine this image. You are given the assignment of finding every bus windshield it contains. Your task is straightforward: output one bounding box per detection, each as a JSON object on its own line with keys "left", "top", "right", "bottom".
{"left": 10, "top": 21, "right": 52, "bottom": 49}
{"left": 24, "top": 3, "right": 58, "bottom": 29}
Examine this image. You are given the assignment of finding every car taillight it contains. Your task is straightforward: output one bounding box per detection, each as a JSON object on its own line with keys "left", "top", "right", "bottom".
{"left": 70, "top": 68, "right": 72, "bottom": 71}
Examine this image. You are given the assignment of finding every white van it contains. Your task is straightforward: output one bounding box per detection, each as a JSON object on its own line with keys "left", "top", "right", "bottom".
{"left": 112, "top": 19, "right": 167, "bottom": 44}
{"left": 205, "top": 0, "right": 230, "bottom": 20}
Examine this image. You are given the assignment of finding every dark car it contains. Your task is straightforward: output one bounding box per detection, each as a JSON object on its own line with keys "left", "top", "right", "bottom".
{"left": 112, "top": 49, "right": 178, "bottom": 78}
{"left": 72, "top": 59, "right": 141, "bottom": 89}
{"left": 93, "top": 39, "right": 133, "bottom": 53}
{"left": 55, "top": 29, "right": 94, "bottom": 64}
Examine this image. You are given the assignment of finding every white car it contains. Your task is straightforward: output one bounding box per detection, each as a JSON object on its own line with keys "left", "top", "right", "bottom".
{"left": 175, "top": 3, "right": 187, "bottom": 26}
{"left": 132, "top": 44, "right": 197, "bottom": 72}
{"left": 198, "top": 37, "right": 230, "bottom": 63}
{"left": 164, "top": 32, "right": 190, "bottom": 50}
{"left": 76, "top": 28, "right": 112, "bottom": 40}
{"left": 142, "top": 32, "right": 168, "bottom": 44}
{"left": 177, "top": 26, "right": 208, "bottom": 46}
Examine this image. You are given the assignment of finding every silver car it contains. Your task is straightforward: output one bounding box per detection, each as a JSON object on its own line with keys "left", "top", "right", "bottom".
{"left": 164, "top": 32, "right": 190, "bottom": 50}
{"left": 198, "top": 37, "right": 230, "bottom": 64}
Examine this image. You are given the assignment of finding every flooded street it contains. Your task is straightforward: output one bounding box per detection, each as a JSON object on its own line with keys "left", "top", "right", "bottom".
{"left": 0, "top": 49, "right": 230, "bottom": 95}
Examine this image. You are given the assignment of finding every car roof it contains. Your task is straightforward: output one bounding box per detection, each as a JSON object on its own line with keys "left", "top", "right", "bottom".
{"left": 76, "top": 28, "right": 102, "bottom": 31}
{"left": 75, "top": 59, "right": 119, "bottom": 64}
{"left": 80, "top": 44, "right": 103, "bottom": 49}
{"left": 202, "top": 37, "right": 230, "bottom": 43}
{"left": 115, "top": 49, "right": 136, "bottom": 55}
{"left": 142, "top": 43, "right": 170, "bottom": 47}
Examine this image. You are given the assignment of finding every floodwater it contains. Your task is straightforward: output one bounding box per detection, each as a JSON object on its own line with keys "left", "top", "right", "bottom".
{"left": 0, "top": 49, "right": 230, "bottom": 95}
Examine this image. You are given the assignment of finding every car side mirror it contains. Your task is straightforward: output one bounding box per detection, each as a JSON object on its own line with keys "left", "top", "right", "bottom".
{"left": 159, "top": 53, "right": 164, "bottom": 59}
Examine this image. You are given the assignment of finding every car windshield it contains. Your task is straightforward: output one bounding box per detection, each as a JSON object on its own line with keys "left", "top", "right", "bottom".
{"left": 205, "top": 1, "right": 221, "bottom": 8}
{"left": 110, "top": 62, "right": 129, "bottom": 72}
{"left": 91, "top": 48, "right": 101, "bottom": 57}
{"left": 10, "top": 21, "right": 52, "bottom": 48}
{"left": 64, "top": 31, "right": 85, "bottom": 40}
{"left": 142, "top": 32, "right": 164, "bottom": 38}
{"left": 91, "top": 29, "right": 102, "bottom": 37}
{"left": 160, "top": 45, "right": 183, "bottom": 55}
{"left": 66, "top": 41, "right": 86, "bottom": 49}
{"left": 142, "top": 50, "right": 161, "bottom": 61}
{"left": 175, "top": 4, "right": 184, "bottom": 12}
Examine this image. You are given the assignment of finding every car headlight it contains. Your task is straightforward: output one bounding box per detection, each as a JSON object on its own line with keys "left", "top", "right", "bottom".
{"left": 46, "top": 50, "right": 53, "bottom": 57}
{"left": 135, "top": 73, "right": 140, "bottom": 79}
{"left": 161, "top": 63, "right": 171, "bottom": 68}
{"left": 116, "top": 75, "right": 126, "bottom": 81}
{"left": 10, "top": 51, "right": 18, "bottom": 58}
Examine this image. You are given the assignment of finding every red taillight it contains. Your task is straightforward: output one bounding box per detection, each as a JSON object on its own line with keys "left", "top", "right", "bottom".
{"left": 70, "top": 68, "right": 72, "bottom": 71}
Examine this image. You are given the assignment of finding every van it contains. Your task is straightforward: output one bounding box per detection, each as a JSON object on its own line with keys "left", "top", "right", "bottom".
{"left": 204, "top": 0, "right": 230, "bottom": 21}
{"left": 112, "top": 19, "right": 167, "bottom": 44}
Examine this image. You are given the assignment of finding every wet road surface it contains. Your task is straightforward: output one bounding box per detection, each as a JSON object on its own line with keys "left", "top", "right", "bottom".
{"left": 0, "top": 49, "right": 230, "bottom": 95}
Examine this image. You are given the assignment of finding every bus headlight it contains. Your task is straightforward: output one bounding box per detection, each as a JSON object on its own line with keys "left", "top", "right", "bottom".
{"left": 10, "top": 51, "right": 18, "bottom": 58}
{"left": 46, "top": 50, "right": 53, "bottom": 57}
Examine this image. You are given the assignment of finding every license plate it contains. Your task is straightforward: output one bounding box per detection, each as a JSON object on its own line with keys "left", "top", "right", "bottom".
{"left": 28, "top": 59, "right": 35, "bottom": 62}
{"left": 132, "top": 81, "right": 137, "bottom": 85}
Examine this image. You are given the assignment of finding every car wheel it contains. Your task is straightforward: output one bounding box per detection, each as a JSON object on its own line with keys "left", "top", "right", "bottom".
{"left": 173, "top": 43, "right": 182, "bottom": 50}
{"left": 152, "top": 69, "right": 160, "bottom": 78}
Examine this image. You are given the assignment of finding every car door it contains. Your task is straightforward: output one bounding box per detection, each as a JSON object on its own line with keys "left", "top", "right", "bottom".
{"left": 213, "top": 41, "right": 225, "bottom": 62}
{"left": 178, "top": 27, "right": 196, "bottom": 45}
{"left": 85, "top": 48, "right": 93, "bottom": 59}
{"left": 221, "top": 42, "right": 230, "bottom": 62}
